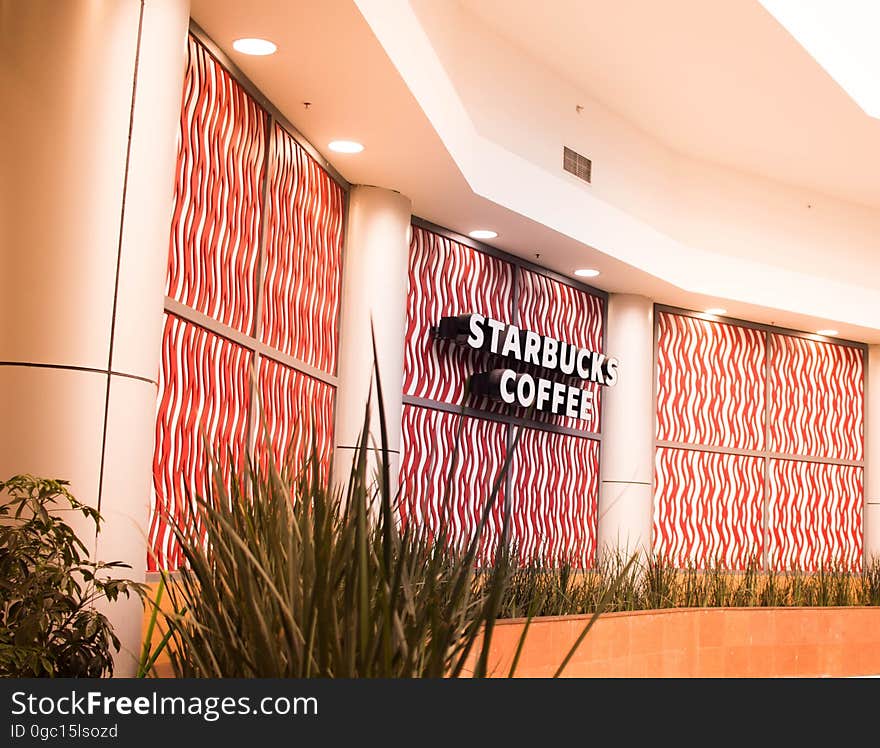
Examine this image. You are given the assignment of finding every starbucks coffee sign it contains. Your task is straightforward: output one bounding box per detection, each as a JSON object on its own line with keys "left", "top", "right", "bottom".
{"left": 433, "top": 313, "right": 619, "bottom": 422}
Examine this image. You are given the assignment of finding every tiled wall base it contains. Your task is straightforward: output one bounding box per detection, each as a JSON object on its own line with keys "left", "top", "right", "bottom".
{"left": 477, "top": 607, "right": 880, "bottom": 678}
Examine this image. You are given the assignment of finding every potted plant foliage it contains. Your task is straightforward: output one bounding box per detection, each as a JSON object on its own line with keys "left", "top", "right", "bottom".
{"left": 0, "top": 475, "right": 145, "bottom": 677}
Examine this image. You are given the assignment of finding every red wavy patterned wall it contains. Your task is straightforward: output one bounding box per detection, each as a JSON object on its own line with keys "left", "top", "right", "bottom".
{"left": 166, "top": 37, "right": 267, "bottom": 334}
{"left": 255, "top": 357, "right": 335, "bottom": 478}
{"left": 516, "top": 269, "right": 604, "bottom": 434}
{"left": 654, "top": 310, "right": 864, "bottom": 571}
{"left": 149, "top": 315, "right": 253, "bottom": 570}
{"left": 398, "top": 405, "right": 508, "bottom": 565}
{"left": 152, "top": 35, "right": 342, "bottom": 570}
{"left": 401, "top": 225, "right": 605, "bottom": 566}
{"left": 654, "top": 447, "right": 764, "bottom": 569}
{"left": 656, "top": 313, "right": 765, "bottom": 450}
{"left": 510, "top": 429, "right": 599, "bottom": 567}
{"left": 767, "top": 460, "right": 863, "bottom": 571}
{"left": 768, "top": 334, "right": 864, "bottom": 462}
{"left": 403, "top": 226, "right": 514, "bottom": 404}
{"left": 259, "top": 123, "right": 344, "bottom": 374}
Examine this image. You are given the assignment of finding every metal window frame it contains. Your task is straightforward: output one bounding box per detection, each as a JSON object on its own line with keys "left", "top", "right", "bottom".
{"left": 653, "top": 303, "right": 868, "bottom": 570}
{"left": 165, "top": 25, "right": 348, "bottom": 460}
{"left": 402, "top": 395, "right": 601, "bottom": 442}
{"left": 405, "top": 220, "right": 608, "bottom": 566}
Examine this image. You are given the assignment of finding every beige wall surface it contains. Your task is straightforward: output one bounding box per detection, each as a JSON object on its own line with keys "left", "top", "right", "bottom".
{"left": 0, "top": 0, "right": 190, "bottom": 676}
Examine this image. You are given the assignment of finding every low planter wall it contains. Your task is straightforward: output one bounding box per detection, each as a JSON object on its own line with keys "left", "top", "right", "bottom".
{"left": 141, "top": 579, "right": 880, "bottom": 677}
{"left": 476, "top": 607, "right": 880, "bottom": 678}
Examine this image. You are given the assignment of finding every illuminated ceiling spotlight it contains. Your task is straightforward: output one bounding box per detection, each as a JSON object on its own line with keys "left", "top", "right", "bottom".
{"left": 232, "top": 38, "right": 277, "bottom": 56}
{"left": 328, "top": 140, "right": 364, "bottom": 154}
{"left": 574, "top": 268, "right": 600, "bottom": 278}
{"left": 816, "top": 328, "right": 839, "bottom": 336}
{"left": 468, "top": 229, "right": 498, "bottom": 240}
{"left": 704, "top": 307, "right": 727, "bottom": 315}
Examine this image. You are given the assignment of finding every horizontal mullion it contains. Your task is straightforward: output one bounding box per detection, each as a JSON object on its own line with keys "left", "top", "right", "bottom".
{"left": 656, "top": 439, "right": 863, "bottom": 469}
{"left": 403, "top": 394, "right": 601, "bottom": 441}
{"left": 164, "top": 297, "right": 338, "bottom": 388}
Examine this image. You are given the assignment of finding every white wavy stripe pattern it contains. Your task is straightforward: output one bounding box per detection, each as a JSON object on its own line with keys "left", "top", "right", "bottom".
{"left": 403, "top": 226, "right": 514, "bottom": 403}
{"left": 767, "top": 460, "right": 863, "bottom": 571}
{"left": 256, "top": 357, "right": 335, "bottom": 478}
{"left": 260, "top": 123, "right": 344, "bottom": 374}
{"left": 655, "top": 311, "right": 864, "bottom": 571}
{"left": 149, "top": 315, "right": 253, "bottom": 571}
{"left": 165, "top": 36, "right": 266, "bottom": 334}
{"left": 401, "top": 226, "right": 606, "bottom": 565}
{"left": 516, "top": 269, "right": 604, "bottom": 433}
{"left": 509, "top": 429, "right": 599, "bottom": 567}
{"left": 768, "top": 334, "right": 864, "bottom": 461}
{"left": 398, "top": 405, "right": 508, "bottom": 564}
{"left": 653, "top": 447, "right": 764, "bottom": 569}
{"left": 656, "top": 312, "right": 765, "bottom": 450}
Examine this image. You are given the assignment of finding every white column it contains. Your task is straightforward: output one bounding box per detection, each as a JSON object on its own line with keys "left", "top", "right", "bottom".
{"left": 0, "top": 0, "right": 190, "bottom": 675}
{"left": 598, "top": 294, "right": 655, "bottom": 560}
{"left": 334, "top": 185, "right": 412, "bottom": 488}
{"left": 865, "top": 345, "right": 880, "bottom": 563}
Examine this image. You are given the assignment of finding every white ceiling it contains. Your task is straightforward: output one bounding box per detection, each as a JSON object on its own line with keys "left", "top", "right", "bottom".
{"left": 461, "top": 0, "right": 880, "bottom": 209}
{"left": 190, "top": 0, "right": 664, "bottom": 294}
{"left": 190, "top": 0, "right": 880, "bottom": 342}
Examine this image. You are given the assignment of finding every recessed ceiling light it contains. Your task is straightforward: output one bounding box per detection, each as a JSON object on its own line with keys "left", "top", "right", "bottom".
{"left": 574, "top": 268, "right": 600, "bottom": 278}
{"left": 816, "top": 329, "right": 839, "bottom": 337}
{"left": 232, "top": 38, "right": 277, "bottom": 56}
{"left": 704, "top": 307, "right": 727, "bottom": 315}
{"left": 328, "top": 140, "right": 364, "bottom": 154}
{"left": 468, "top": 230, "right": 497, "bottom": 240}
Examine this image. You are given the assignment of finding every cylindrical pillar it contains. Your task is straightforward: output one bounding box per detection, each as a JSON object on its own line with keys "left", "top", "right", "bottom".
{"left": 865, "top": 345, "right": 880, "bottom": 563}
{"left": 0, "top": 0, "right": 190, "bottom": 675}
{"left": 334, "top": 185, "right": 412, "bottom": 489}
{"left": 598, "top": 294, "right": 655, "bottom": 561}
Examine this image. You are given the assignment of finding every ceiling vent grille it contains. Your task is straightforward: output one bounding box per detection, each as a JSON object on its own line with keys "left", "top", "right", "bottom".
{"left": 563, "top": 146, "right": 591, "bottom": 184}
